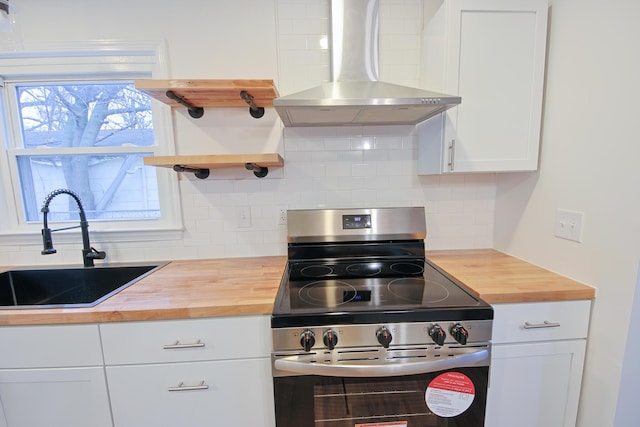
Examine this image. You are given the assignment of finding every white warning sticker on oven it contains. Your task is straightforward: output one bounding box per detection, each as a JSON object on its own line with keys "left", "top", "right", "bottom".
{"left": 425, "top": 372, "right": 475, "bottom": 417}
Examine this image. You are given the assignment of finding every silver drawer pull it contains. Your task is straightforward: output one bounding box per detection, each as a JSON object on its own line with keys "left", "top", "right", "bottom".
{"left": 163, "top": 339, "right": 205, "bottom": 350}
{"left": 168, "top": 381, "right": 209, "bottom": 392}
{"left": 523, "top": 320, "right": 561, "bottom": 329}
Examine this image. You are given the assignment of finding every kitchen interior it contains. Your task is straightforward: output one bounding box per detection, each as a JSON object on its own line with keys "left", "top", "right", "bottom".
{"left": 0, "top": 0, "right": 638, "bottom": 427}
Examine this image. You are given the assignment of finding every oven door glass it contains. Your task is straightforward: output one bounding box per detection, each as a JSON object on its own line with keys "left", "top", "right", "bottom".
{"left": 274, "top": 367, "right": 488, "bottom": 427}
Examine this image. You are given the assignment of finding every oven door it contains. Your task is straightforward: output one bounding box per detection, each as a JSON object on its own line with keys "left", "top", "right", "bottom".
{"left": 273, "top": 345, "right": 490, "bottom": 427}
{"left": 274, "top": 366, "right": 488, "bottom": 427}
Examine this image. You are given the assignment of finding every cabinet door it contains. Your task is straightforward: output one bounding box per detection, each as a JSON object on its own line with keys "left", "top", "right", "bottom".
{"left": 107, "top": 358, "right": 274, "bottom": 427}
{"left": 420, "top": 0, "right": 548, "bottom": 174}
{"left": 0, "top": 367, "right": 112, "bottom": 427}
{"left": 447, "top": 0, "right": 547, "bottom": 173}
{"left": 485, "top": 339, "right": 586, "bottom": 427}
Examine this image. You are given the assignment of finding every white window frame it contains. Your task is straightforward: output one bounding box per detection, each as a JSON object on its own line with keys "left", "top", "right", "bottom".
{"left": 0, "top": 41, "right": 183, "bottom": 246}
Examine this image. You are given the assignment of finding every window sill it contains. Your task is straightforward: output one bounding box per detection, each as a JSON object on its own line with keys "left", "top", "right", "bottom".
{"left": 0, "top": 227, "right": 184, "bottom": 247}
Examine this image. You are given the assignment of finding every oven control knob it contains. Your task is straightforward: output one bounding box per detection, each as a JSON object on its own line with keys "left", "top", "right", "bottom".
{"left": 300, "top": 330, "right": 316, "bottom": 352}
{"left": 376, "top": 327, "right": 393, "bottom": 348}
{"left": 428, "top": 324, "right": 446, "bottom": 346}
{"left": 323, "top": 330, "right": 338, "bottom": 350}
{"left": 450, "top": 323, "right": 468, "bottom": 345}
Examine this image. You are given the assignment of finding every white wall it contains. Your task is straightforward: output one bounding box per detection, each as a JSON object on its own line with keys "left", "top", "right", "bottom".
{"left": 0, "top": 0, "right": 495, "bottom": 265}
{"left": 493, "top": 0, "right": 640, "bottom": 426}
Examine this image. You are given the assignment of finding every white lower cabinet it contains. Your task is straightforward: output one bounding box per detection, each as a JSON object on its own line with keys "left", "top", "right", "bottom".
{"left": 485, "top": 300, "right": 591, "bottom": 427}
{"left": 100, "top": 315, "right": 275, "bottom": 427}
{"left": 486, "top": 340, "right": 585, "bottom": 427}
{"left": 107, "top": 358, "right": 273, "bottom": 426}
{"left": 0, "top": 303, "right": 591, "bottom": 427}
{"left": 0, "top": 367, "right": 112, "bottom": 427}
{"left": 0, "top": 324, "right": 112, "bottom": 427}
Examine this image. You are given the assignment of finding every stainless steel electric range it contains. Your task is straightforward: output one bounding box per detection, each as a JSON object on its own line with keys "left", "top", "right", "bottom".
{"left": 271, "top": 207, "right": 493, "bottom": 427}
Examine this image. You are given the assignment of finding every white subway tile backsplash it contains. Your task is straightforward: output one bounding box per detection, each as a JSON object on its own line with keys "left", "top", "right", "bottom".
{"left": 350, "top": 137, "right": 375, "bottom": 151}
{"left": 325, "top": 163, "right": 352, "bottom": 177}
{"left": 324, "top": 138, "right": 352, "bottom": 150}
{"left": 311, "top": 151, "right": 339, "bottom": 162}
{"left": 284, "top": 151, "right": 313, "bottom": 162}
{"left": 374, "top": 136, "right": 404, "bottom": 150}
{"left": 284, "top": 137, "right": 324, "bottom": 151}
{"left": 336, "top": 150, "right": 365, "bottom": 162}
{"left": 363, "top": 150, "right": 391, "bottom": 162}
{"left": 278, "top": 34, "right": 308, "bottom": 50}
{"left": 388, "top": 150, "right": 415, "bottom": 162}
{"left": 351, "top": 163, "right": 377, "bottom": 177}
{"left": 277, "top": 3, "right": 308, "bottom": 21}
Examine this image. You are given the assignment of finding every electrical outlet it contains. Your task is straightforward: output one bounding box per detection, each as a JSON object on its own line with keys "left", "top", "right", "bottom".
{"left": 238, "top": 206, "right": 252, "bottom": 228}
{"left": 277, "top": 207, "right": 287, "bottom": 225}
{"left": 554, "top": 209, "right": 584, "bottom": 242}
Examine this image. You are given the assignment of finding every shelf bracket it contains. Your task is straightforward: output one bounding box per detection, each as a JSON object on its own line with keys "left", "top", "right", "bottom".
{"left": 245, "top": 163, "right": 269, "bottom": 178}
{"left": 173, "top": 165, "right": 210, "bottom": 179}
{"left": 240, "top": 91, "right": 265, "bottom": 119}
{"left": 165, "top": 90, "right": 205, "bottom": 119}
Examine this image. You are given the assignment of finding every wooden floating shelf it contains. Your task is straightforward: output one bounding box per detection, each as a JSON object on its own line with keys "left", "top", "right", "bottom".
{"left": 144, "top": 153, "right": 284, "bottom": 179}
{"left": 134, "top": 79, "right": 280, "bottom": 119}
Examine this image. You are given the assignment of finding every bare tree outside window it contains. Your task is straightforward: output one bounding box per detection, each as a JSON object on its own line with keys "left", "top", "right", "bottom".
{"left": 14, "top": 82, "right": 160, "bottom": 222}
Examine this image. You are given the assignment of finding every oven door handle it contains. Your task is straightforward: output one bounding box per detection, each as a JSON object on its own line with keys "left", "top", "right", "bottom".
{"left": 274, "top": 349, "right": 490, "bottom": 377}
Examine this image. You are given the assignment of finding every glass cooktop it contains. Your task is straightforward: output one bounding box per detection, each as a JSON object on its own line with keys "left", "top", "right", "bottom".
{"left": 271, "top": 259, "right": 493, "bottom": 328}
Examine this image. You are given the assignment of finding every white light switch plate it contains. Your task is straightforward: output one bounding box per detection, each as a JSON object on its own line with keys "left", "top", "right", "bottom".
{"left": 555, "top": 209, "right": 584, "bottom": 242}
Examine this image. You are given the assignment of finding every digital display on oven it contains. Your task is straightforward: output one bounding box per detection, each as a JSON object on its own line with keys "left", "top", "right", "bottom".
{"left": 342, "top": 214, "right": 372, "bottom": 229}
{"left": 343, "top": 290, "right": 372, "bottom": 302}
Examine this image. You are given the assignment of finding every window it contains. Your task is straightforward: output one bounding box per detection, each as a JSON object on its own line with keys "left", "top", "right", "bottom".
{"left": 0, "top": 41, "right": 182, "bottom": 242}
{"left": 14, "top": 81, "right": 159, "bottom": 222}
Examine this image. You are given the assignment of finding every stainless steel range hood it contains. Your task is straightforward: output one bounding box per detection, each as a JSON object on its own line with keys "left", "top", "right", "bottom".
{"left": 274, "top": 0, "right": 461, "bottom": 127}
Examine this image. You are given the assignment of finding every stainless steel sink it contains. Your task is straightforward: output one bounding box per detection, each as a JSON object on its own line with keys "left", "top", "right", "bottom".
{"left": 0, "top": 263, "right": 167, "bottom": 309}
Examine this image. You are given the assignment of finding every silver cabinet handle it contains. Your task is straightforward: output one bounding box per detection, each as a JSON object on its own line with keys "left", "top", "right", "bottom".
{"left": 163, "top": 339, "right": 205, "bottom": 350}
{"left": 447, "top": 139, "right": 456, "bottom": 171}
{"left": 168, "top": 381, "right": 209, "bottom": 392}
{"left": 275, "top": 349, "right": 489, "bottom": 378}
{"left": 523, "top": 320, "right": 561, "bottom": 329}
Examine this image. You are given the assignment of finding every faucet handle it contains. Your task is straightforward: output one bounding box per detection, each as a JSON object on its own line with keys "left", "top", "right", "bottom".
{"left": 41, "top": 228, "right": 57, "bottom": 255}
{"left": 86, "top": 247, "right": 106, "bottom": 260}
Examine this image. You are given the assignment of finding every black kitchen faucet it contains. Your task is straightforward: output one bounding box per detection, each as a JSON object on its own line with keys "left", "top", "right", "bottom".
{"left": 40, "top": 188, "right": 106, "bottom": 267}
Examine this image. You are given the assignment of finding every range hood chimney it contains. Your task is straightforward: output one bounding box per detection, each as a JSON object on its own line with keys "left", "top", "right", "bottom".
{"left": 274, "top": 0, "right": 461, "bottom": 127}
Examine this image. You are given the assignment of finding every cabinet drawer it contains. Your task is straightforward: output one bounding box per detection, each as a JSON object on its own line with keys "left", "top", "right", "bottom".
{"left": 100, "top": 315, "right": 271, "bottom": 365}
{"left": 491, "top": 300, "right": 591, "bottom": 344}
{"left": 0, "top": 324, "right": 103, "bottom": 368}
{"left": 106, "top": 358, "right": 274, "bottom": 427}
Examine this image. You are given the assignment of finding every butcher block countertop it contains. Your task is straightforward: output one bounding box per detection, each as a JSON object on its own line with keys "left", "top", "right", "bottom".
{"left": 0, "top": 249, "right": 594, "bottom": 326}
{"left": 426, "top": 250, "right": 595, "bottom": 303}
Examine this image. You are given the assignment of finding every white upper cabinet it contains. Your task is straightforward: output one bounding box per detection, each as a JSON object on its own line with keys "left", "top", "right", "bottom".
{"left": 418, "top": 0, "right": 549, "bottom": 174}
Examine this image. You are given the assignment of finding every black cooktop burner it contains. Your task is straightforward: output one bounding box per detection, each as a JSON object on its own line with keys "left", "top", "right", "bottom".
{"left": 272, "top": 258, "right": 493, "bottom": 327}
{"left": 296, "top": 276, "right": 452, "bottom": 307}
{"left": 298, "top": 280, "right": 357, "bottom": 306}
{"left": 387, "top": 277, "right": 450, "bottom": 303}
{"left": 289, "top": 259, "right": 425, "bottom": 280}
